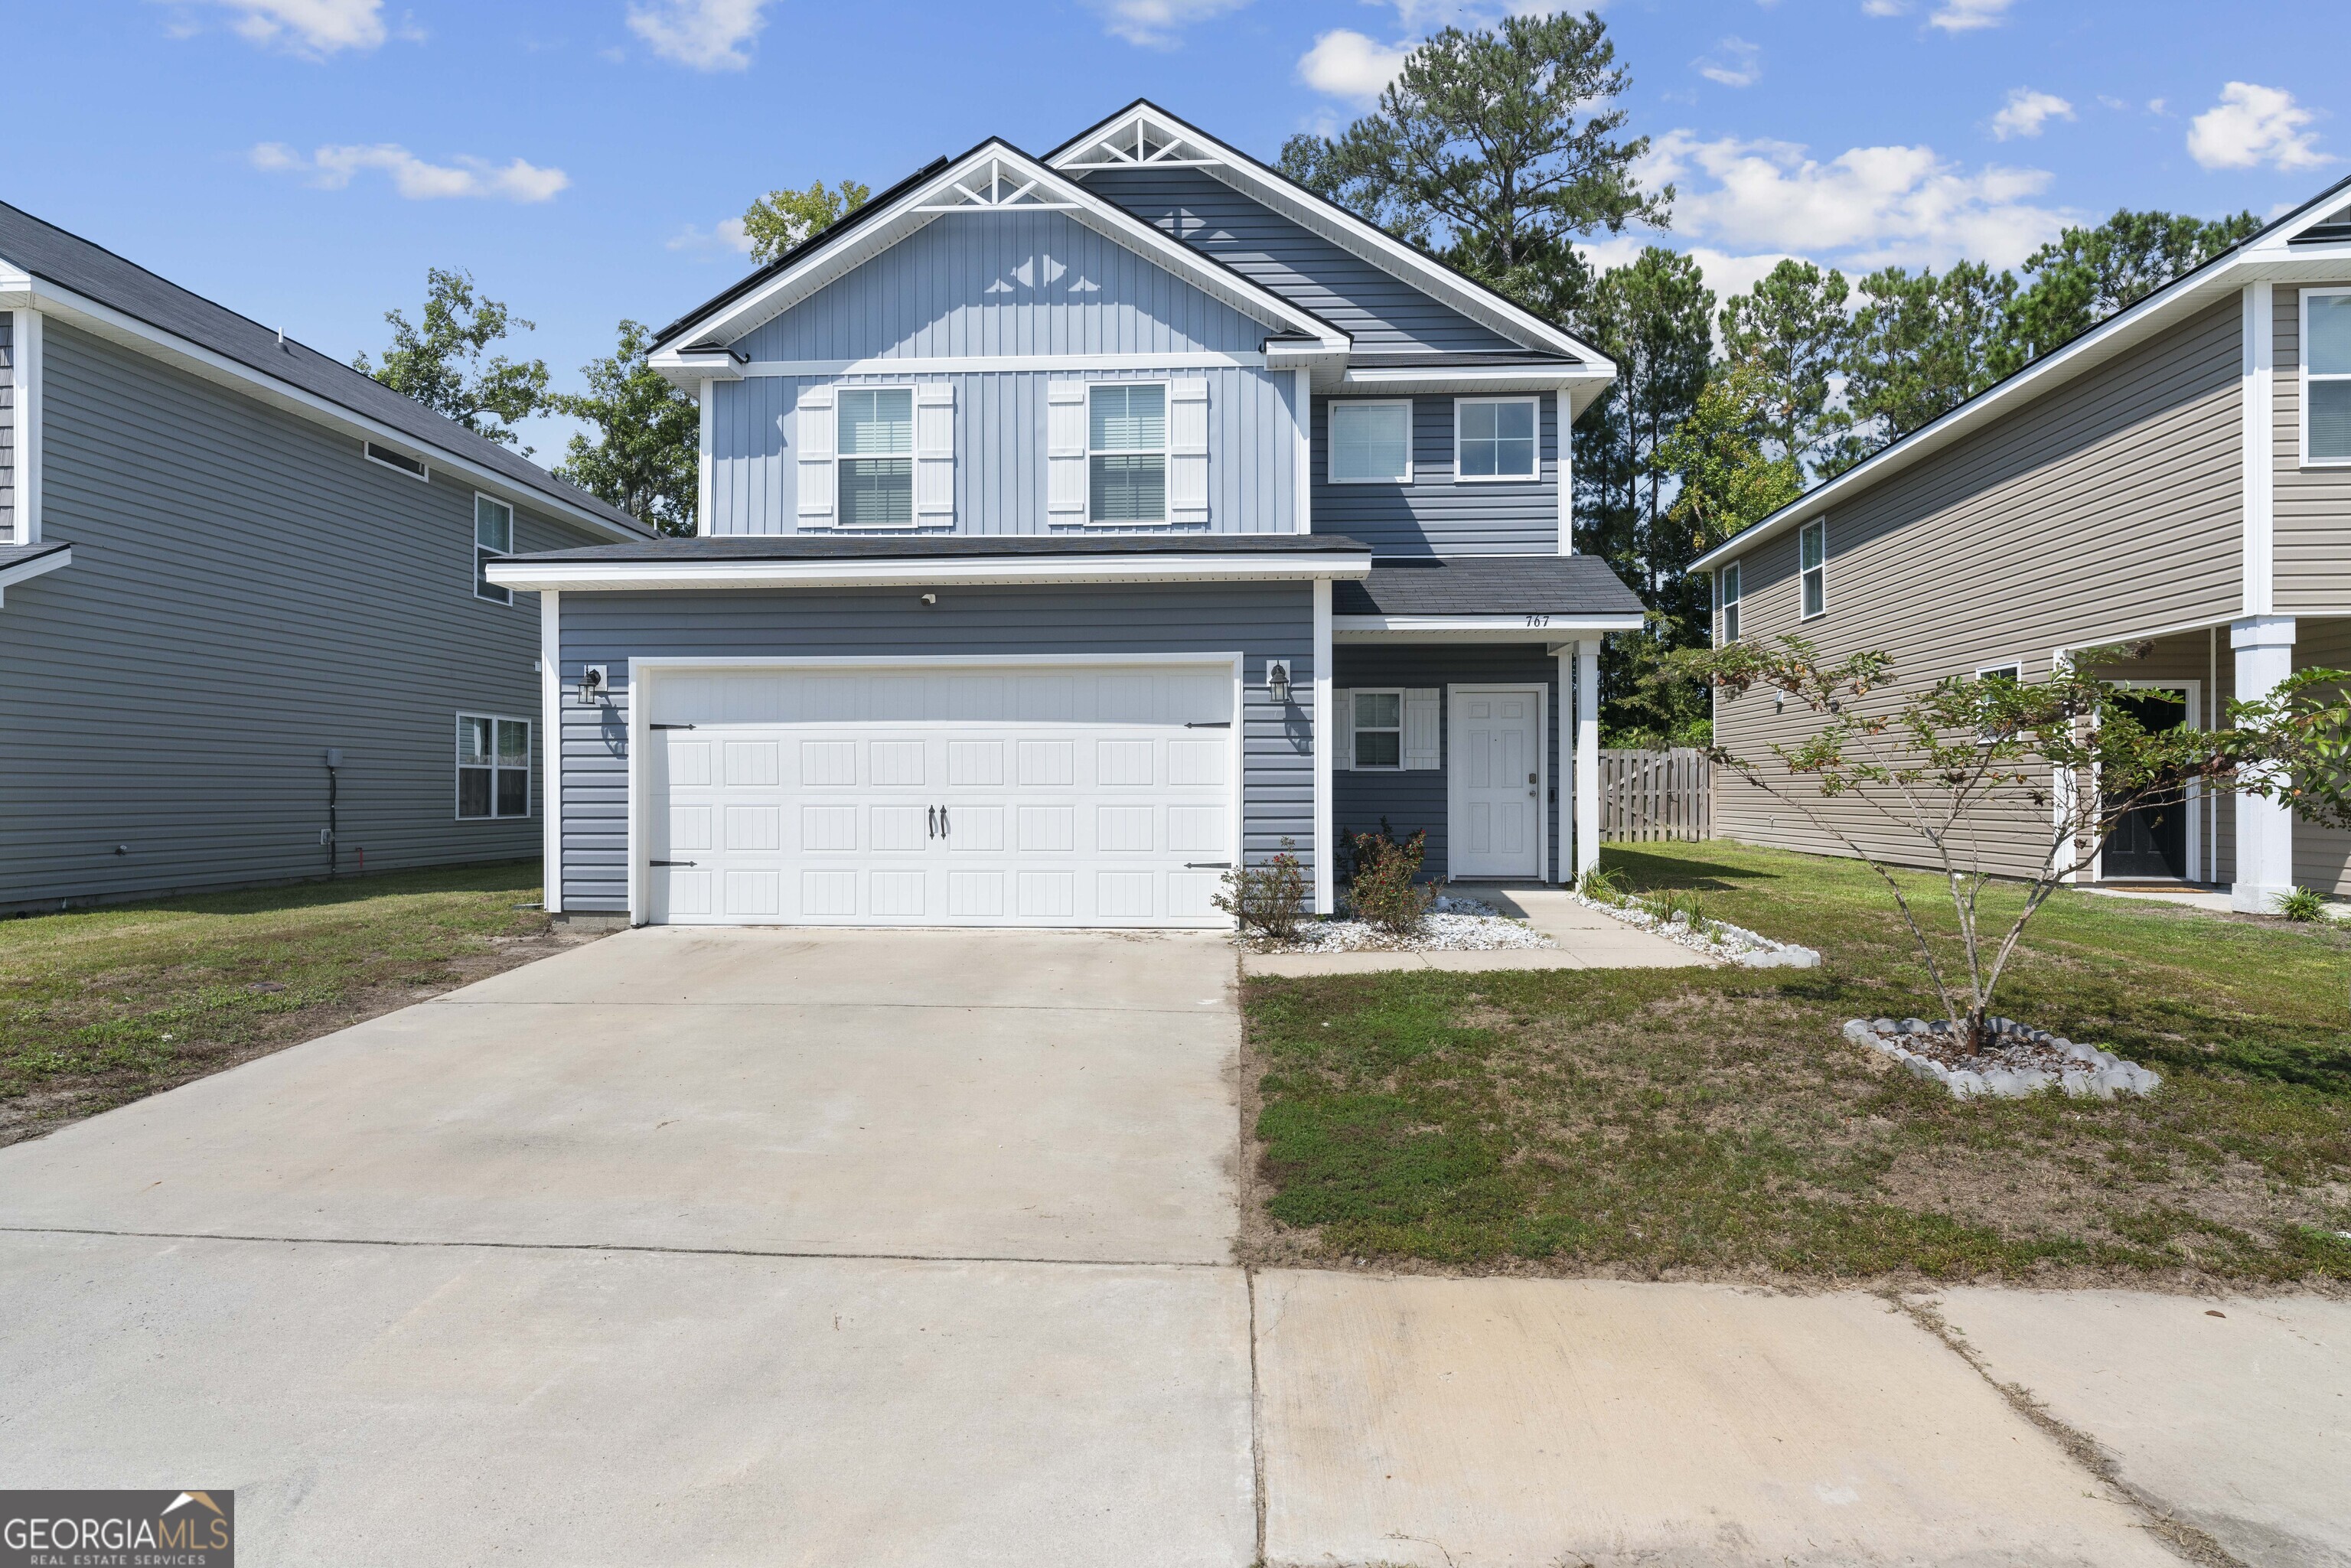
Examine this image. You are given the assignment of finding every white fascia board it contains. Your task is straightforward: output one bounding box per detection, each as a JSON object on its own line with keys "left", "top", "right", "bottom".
{"left": 648, "top": 349, "right": 744, "bottom": 388}
{"left": 1334, "top": 612, "right": 1643, "bottom": 641}
{"left": 660, "top": 142, "right": 1350, "bottom": 363}
{"left": 8, "top": 275, "right": 644, "bottom": 543}
{"left": 0, "top": 545, "right": 72, "bottom": 599}
{"left": 486, "top": 551, "right": 1375, "bottom": 594}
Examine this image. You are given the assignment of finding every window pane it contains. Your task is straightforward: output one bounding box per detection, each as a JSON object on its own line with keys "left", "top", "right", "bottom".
{"left": 1356, "top": 730, "right": 1401, "bottom": 768}
{"left": 458, "top": 716, "right": 491, "bottom": 765}
{"left": 1330, "top": 403, "right": 1410, "bottom": 482}
{"left": 839, "top": 458, "right": 914, "bottom": 525}
{"left": 1090, "top": 453, "right": 1166, "bottom": 522}
{"left": 478, "top": 549, "right": 511, "bottom": 604}
{"left": 1801, "top": 523, "right": 1824, "bottom": 570}
{"left": 497, "top": 719, "right": 530, "bottom": 764}
{"left": 476, "top": 496, "right": 512, "bottom": 553}
{"left": 1495, "top": 400, "right": 1535, "bottom": 442}
{"left": 2309, "top": 294, "right": 2351, "bottom": 376}
{"left": 1495, "top": 433, "right": 1536, "bottom": 478}
{"left": 839, "top": 388, "right": 914, "bottom": 456}
{"left": 457, "top": 766, "right": 492, "bottom": 819}
{"left": 1090, "top": 384, "right": 1166, "bottom": 453}
{"left": 1803, "top": 569, "right": 1824, "bottom": 618}
{"left": 1724, "top": 604, "right": 1740, "bottom": 642}
{"left": 495, "top": 767, "right": 530, "bottom": 818}
{"left": 1355, "top": 692, "right": 1400, "bottom": 728}
{"left": 1722, "top": 562, "right": 1740, "bottom": 605}
{"left": 1458, "top": 401, "right": 1497, "bottom": 442}
{"left": 2310, "top": 379, "right": 2351, "bottom": 461}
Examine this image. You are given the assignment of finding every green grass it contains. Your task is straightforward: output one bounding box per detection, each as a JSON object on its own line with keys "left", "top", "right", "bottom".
{"left": 0, "top": 860, "right": 561, "bottom": 1143}
{"left": 1247, "top": 841, "right": 2351, "bottom": 1285}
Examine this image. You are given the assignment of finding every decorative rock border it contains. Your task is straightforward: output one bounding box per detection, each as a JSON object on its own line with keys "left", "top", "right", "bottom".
{"left": 1844, "top": 1017, "right": 2162, "bottom": 1100}
{"left": 1239, "top": 895, "right": 1555, "bottom": 955}
{"left": 1569, "top": 892, "right": 1822, "bottom": 969}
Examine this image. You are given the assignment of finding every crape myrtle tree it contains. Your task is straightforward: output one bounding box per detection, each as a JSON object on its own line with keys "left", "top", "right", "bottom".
{"left": 1675, "top": 637, "right": 2351, "bottom": 1049}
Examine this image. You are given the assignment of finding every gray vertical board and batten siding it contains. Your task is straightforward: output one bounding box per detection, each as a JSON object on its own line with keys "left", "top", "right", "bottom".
{"left": 555, "top": 583, "right": 1318, "bottom": 913}
{"left": 1077, "top": 165, "right": 1521, "bottom": 355}
{"left": 1310, "top": 393, "right": 1560, "bottom": 556}
{"left": 1710, "top": 296, "right": 2247, "bottom": 878}
{"left": 2273, "top": 284, "right": 2351, "bottom": 611}
{"left": 0, "top": 319, "right": 599, "bottom": 910}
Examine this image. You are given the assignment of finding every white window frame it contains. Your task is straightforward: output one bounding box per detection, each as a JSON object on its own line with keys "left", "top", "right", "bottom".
{"left": 835, "top": 384, "right": 918, "bottom": 527}
{"left": 1974, "top": 660, "right": 2023, "bottom": 742}
{"left": 1326, "top": 398, "right": 1414, "bottom": 485}
{"left": 364, "top": 440, "right": 430, "bottom": 482}
{"left": 1798, "top": 518, "right": 1828, "bottom": 621}
{"left": 1087, "top": 380, "right": 1172, "bottom": 526}
{"left": 1350, "top": 688, "right": 1405, "bottom": 771}
{"left": 455, "top": 712, "right": 533, "bottom": 822}
{"left": 474, "top": 492, "right": 515, "bottom": 606}
{"left": 2300, "top": 285, "right": 2351, "bottom": 468}
{"left": 1720, "top": 559, "right": 1742, "bottom": 644}
{"left": 1452, "top": 395, "right": 1540, "bottom": 484}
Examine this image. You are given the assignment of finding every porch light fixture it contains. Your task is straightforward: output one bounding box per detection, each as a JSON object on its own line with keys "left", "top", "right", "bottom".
{"left": 579, "top": 664, "right": 608, "bottom": 706}
{"left": 1266, "top": 660, "right": 1293, "bottom": 705}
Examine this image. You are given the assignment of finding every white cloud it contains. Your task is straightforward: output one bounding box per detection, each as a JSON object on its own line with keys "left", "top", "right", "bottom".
{"left": 1929, "top": 0, "right": 2013, "bottom": 28}
{"left": 250, "top": 142, "right": 569, "bottom": 202}
{"left": 625, "top": 0, "right": 772, "bottom": 71}
{"left": 161, "top": 0, "right": 386, "bottom": 56}
{"left": 1694, "top": 36, "right": 1761, "bottom": 89}
{"left": 1084, "top": 0, "right": 1250, "bottom": 47}
{"left": 1642, "top": 130, "right": 2066, "bottom": 269}
{"left": 2186, "top": 82, "right": 2331, "bottom": 171}
{"left": 1298, "top": 29, "right": 1409, "bottom": 103}
{"left": 1990, "top": 88, "right": 2074, "bottom": 141}
{"left": 1860, "top": 0, "right": 1908, "bottom": 15}
{"left": 667, "top": 217, "right": 754, "bottom": 255}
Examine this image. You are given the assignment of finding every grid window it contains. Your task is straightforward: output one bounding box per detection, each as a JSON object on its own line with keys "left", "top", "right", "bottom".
{"left": 837, "top": 387, "right": 915, "bottom": 526}
{"left": 1353, "top": 690, "right": 1403, "bottom": 770}
{"left": 457, "top": 714, "right": 531, "bottom": 820}
{"left": 2305, "top": 289, "right": 2351, "bottom": 464}
{"left": 1329, "top": 400, "right": 1412, "bottom": 484}
{"left": 1720, "top": 560, "right": 1742, "bottom": 643}
{"left": 1456, "top": 397, "right": 1537, "bottom": 481}
{"left": 1089, "top": 383, "right": 1167, "bottom": 523}
{"left": 1799, "top": 519, "right": 1827, "bottom": 620}
{"left": 475, "top": 494, "right": 514, "bottom": 605}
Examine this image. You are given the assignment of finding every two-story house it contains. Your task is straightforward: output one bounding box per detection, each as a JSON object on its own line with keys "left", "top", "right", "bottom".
{"left": 1691, "top": 174, "right": 2351, "bottom": 912}
{"left": 491, "top": 103, "right": 1645, "bottom": 928}
{"left": 0, "top": 201, "right": 648, "bottom": 913}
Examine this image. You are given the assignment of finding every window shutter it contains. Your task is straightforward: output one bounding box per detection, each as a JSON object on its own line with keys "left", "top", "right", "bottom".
{"left": 1332, "top": 689, "right": 1352, "bottom": 771}
{"left": 1047, "top": 382, "right": 1087, "bottom": 520}
{"left": 915, "top": 382, "right": 955, "bottom": 526}
{"left": 796, "top": 384, "right": 836, "bottom": 526}
{"left": 1169, "top": 379, "right": 1210, "bottom": 525}
{"left": 1404, "top": 689, "right": 1441, "bottom": 770}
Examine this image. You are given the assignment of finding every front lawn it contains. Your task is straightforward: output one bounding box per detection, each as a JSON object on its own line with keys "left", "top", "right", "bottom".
{"left": 1245, "top": 840, "right": 2351, "bottom": 1286}
{"left": 0, "top": 861, "right": 592, "bottom": 1146}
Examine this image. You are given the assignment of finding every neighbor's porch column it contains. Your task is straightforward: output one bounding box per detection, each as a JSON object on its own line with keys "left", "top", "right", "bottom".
{"left": 2230, "top": 614, "right": 2297, "bottom": 913}
{"left": 1575, "top": 638, "right": 1602, "bottom": 881}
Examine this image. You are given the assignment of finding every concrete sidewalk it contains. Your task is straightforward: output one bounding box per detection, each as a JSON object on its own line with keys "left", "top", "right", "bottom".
{"left": 1244, "top": 883, "right": 1706, "bottom": 977}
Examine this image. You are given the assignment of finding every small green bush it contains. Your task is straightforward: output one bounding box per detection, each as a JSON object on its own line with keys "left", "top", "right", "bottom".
{"left": 1216, "top": 838, "right": 1309, "bottom": 940}
{"left": 2274, "top": 886, "right": 2330, "bottom": 923}
{"left": 1348, "top": 829, "right": 1433, "bottom": 936}
{"left": 1577, "top": 865, "right": 1628, "bottom": 904}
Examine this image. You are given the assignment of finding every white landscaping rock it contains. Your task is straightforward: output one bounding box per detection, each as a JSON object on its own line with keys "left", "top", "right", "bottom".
{"left": 1242, "top": 896, "right": 1555, "bottom": 956}
{"left": 1844, "top": 1018, "right": 2161, "bottom": 1101}
{"left": 1570, "top": 891, "right": 1821, "bottom": 968}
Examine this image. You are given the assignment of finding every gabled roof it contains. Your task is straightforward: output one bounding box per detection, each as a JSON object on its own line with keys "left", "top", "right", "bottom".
{"left": 0, "top": 201, "right": 646, "bottom": 540}
{"left": 647, "top": 139, "right": 1352, "bottom": 367}
{"left": 1691, "top": 170, "right": 2351, "bottom": 573}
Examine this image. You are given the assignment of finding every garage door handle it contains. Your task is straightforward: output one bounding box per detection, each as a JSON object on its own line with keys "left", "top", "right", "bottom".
{"left": 941, "top": 807, "right": 950, "bottom": 837}
{"left": 651, "top": 859, "right": 696, "bottom": 868}
{"left": 927, "top": 807, "right": 937, "bottom": 839}
{"left": 1186, "top": 862, "right": 1232, "bottom": 869}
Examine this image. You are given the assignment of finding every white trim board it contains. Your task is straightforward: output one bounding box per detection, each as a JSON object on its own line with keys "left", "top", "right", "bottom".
{"left": 487, "top": 550, "right": 1373, "bottom": 594}
{"left": 1333, "top": 614, "right": 1643, "bottom": 641}
{"left": 8, "top": 309, "right": 39, "bottom": 545}
{"left": 735, "top": 352, "right": 1266, "bottom": 378}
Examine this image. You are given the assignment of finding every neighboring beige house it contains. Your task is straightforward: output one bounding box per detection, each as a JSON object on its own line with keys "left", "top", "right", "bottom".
{"left": 1693, "top": 177, "right": 2351, "bottom": 910}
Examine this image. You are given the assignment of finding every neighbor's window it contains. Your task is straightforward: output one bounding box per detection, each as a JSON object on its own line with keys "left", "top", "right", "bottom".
{"left": 474, "top": 494, "right": 514, "bottom": 605}
{"left": 365, "top": 441, "right": 429, "bottom": 480}
{"left": 1720, "top": 560, "right": 1742, "bottom": 643}
{"left": 1455, "top": 396, "right": 1537, "bottom": 481}
{"left": 2304, "top": 288, "right": 2351, "bottom": 465}
{"left": 1976, "top": 663, "right": 2022, "bottom": 742}
{"left": 456, "top": 714, "right": 530, "bottom": 820}
{"left": 1352, "top": 690, "right": 1403, "bottom": 770}
{"left": 1329, "top": 399, "right": 1412, "bottom": 484}
{"left": 1799, "top": 518, "right": 1827, "bottom": 619}
{"left": 1090, "top": 383, "right": 1167, "bottom": 523}
{"left": 838, "top": 387, "right": 915, "bottom": 526}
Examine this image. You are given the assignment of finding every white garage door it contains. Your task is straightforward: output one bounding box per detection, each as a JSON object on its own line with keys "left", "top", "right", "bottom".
{"left": 643, "top": 663, "right": 1238, "bottom": 927}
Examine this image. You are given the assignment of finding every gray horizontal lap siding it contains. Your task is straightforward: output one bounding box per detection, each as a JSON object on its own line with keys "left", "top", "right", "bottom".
{"left": 1333, "top": 645, "right": 1562, "bottom": 885}
{"left": 1078, "top": 165, "right": 1520, "bottom": 355}
{"left": 2274, "top": 284, "right": 2351, "bottom": 611}
{"left": 1312, "top": 393, "right": 1560, "bottom": 556}
{"left": 708, "top": 366, "right": 1298, "bottom": 536}
{"left": 0, "top": 319, "right": 593, "bottom": 910}
{"left": 556, "top": 583, "right": 1319, "bottom": 914}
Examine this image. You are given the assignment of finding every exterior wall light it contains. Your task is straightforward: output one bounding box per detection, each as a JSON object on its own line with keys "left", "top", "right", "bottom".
{"left": 579, "top": 665, "right": 608, "bottom": 705}
{"left": 1266, "top": 659, "right": 1293, "bottom": 705}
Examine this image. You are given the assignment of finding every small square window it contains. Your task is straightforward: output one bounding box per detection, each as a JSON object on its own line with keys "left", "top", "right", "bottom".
{"left": 457, "top": 712, "right": 530, "bottom": 820}
{"left": 1352, "top": 689, "right": 1403, "bottom": 770}
{"left": 1329, "top": 400, "right": 1412, "bottom": 484}
{"left": 475, "top": 494, "right": 514, "bottom": 605}
{"left": 1456, "top": 397, "right": 1538, "bottom": 481}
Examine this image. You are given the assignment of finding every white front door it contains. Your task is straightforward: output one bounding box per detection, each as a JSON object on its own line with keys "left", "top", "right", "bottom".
{"left": 643, "top": 662, "right": 1237, "bottom": 927}
{"left": 1449, "top": 687, "right": 1543, "bottom": 879}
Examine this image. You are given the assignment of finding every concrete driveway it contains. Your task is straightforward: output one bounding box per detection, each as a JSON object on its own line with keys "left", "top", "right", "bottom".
{"left": 0, "top": 927, "right": 1256, "bottom": 1566}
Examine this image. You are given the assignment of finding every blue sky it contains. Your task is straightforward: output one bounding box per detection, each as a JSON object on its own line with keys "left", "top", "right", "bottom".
{"left": 8, "top": 1, "right": 2346, "bottom": 456}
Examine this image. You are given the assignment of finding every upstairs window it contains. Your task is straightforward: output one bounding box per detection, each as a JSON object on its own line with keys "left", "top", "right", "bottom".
{"left": 1799, "top": 518, "right": 1827, "bottom": 620}
{"left": 1329, "top": 400, "right": 1413, "bottom": 484}
{"left": 474, "top": 494, "right": 514, "bottom": 605}
{"left": 1455, "top": 396, "right": 1537, "bottom": 481}
{"left": 1720, "top": 560, "right": 1742, "bottom": 643}
{"left": 1352, "top": 690, "right": 1403, "bottom": 770}
{"left": 838, "top": 387, "right": 915, "bottom": 526}
{"left": 456, "top": 714, "right": 530, "bottom": 820}
{"left": 1090, "top": 383, "right": 1167, "bottom": 523}
{"left": 2304, "top": 288, "right": 2351, "bottom": 465}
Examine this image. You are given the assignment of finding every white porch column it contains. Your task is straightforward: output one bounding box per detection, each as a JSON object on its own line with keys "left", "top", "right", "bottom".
{"left": 540, "top": 590, "right": 563, "bottom": 914}
{"left": 1312, "top": 577, "right": 1335, "bottom": 916}
{"left": 2230, "top": 614, "right": 2297, "bottom": 913}
{"left": 1574, "top": 638, "right": 1601, "bottom": 880}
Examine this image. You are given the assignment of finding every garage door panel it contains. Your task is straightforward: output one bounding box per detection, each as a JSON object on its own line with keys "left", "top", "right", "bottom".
{"left": 728, "top": 869, "right": 784, "bottom": 917}
{"left": 1167, "top": 805, "right": 1224, "bottom": 853}
{"left": 1097, "top": 806, "right": 1154, "bottom": 852}
{"left": 800, "top": 740, "right": 856, "bottom": 786}
{"left": 947, "top": 740, "right": 1006, "bottom": 787}
{"left": 870, "top": 740, "right": 926, "bottom": 786}
{"left": 1097, "top": 741, "right": 1154, "bottom": 787}
{"left": 871, "top": 870, "right": 928, "bottom": 916}
{"left": 798, "top": 869, "right": 855, "bottom": 916}
{"left": 1018, "top": 740, "right": 1075, "bottom": 786}
{"left": 1019, "top": 805, "right": 1075, "bottom": 852}
{"left": 947, "top": 805, "right": 1006, "bottom": 851}
{"left": 799, "top": 805, "right": 856, "bottom": 852}
{"left": 1018, "top": 871, "right": 1075, "bottom": 918}
{"left": 668, "top": 806, "right": 712, "bottom": 851}
{"left": 872, "top": 805, "right": 929, "bottom": 852}
{"left": 947, "top": 871, "right": 1006, "bottom": 917}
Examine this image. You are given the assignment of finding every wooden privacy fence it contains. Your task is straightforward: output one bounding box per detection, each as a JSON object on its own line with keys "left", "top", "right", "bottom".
{"left": 1600, "top": 748, "right": 1712, "bottom": 843}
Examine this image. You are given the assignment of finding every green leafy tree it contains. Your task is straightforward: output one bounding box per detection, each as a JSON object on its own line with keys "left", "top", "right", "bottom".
{"left": 2005, "top": 208, "right": 2261, "bottom": 364}
{"left": 1717, "top": 260, "right": 1854, "bottom": 479}
{"left": 1844, "top": 260, "right": 2017, "bottom": 455}
{"left": 1276, "top": 11, "right": 1669, "bottom": 320}
{"left": 356, "top": 268, "right": 549, "bottom": 451}
{"left": 742, "top": 178, "right": 872, "bottom": 265}
{"left": 546, "top": 321, "right": 699, "bottom": 537}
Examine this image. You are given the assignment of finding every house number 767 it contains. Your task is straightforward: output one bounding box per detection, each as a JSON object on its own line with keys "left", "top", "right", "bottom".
{"left": 1524, "top": 614, "right": 1550, "bottom": 627}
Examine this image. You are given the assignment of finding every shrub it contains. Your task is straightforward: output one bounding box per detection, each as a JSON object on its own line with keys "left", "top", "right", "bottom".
{"left": 1348, "top": 828, "right": 1433, "bottom": 935}
{"left": 2275, "top": 885, "right": 2330, "bottom": 923}
{"left": 1215, "top": 839, "right": 1309, "bottom": 941}
{"left": 1576, "top": 865, "right": 1628, "bottom": 905}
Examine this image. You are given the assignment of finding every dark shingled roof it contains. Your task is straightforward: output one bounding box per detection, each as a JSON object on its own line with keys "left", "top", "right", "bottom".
{"left": 0, "top": 200, "right": 644, "bottom": 538}
{"left": 0, "top": 541, "right": 70, "bottom": 572}
{"left": 508, "top": 533, "right": 1371, "bottom": 564}
{"left": 1335, "top": 555, "right": 1645, "bottom": 618}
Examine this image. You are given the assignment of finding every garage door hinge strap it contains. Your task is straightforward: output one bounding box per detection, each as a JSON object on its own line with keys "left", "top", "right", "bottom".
{"left": 651, "top": 859, "right": 697, "bottom": 867}
{"left": 1184, "top": 720, "right": 1231, "bottom": 729}
{"left": 1186, "top": 862, "right": 1233, "bottom": 869}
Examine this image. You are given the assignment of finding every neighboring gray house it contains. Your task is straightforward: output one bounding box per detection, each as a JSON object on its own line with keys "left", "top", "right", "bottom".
{"left": 491, "top": 104, "right": 1644, "bottom": 929}
{"left": 1691, "top": 176, "right": 2351, "bottom": 910}
{"left": 0, "top": 202, "right": 648, "bottom": 913}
